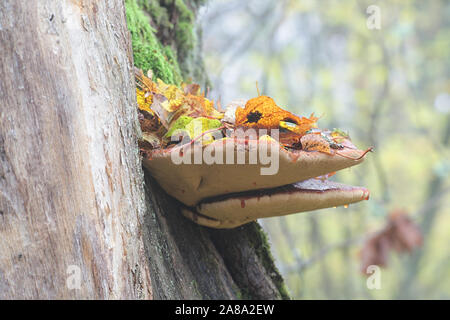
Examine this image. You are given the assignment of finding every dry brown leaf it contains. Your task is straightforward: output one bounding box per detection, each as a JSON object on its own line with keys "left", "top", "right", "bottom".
{"left": 300, "top": 133, "right": 332, "bottom": 154}
{"left": 387, "top": 210, "right": 423, "bottom": 253}
{"left": 360, "top": 210, "right": 422, "bottom": 273}
{"left": 360, "top": 232, "right": 391, "bottom": 272}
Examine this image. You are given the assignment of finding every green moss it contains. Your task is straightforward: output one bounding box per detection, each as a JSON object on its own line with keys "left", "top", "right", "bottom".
{"left": 125, "top": 0, "right": 209, "bottom": 86}
{"left": 234, "top": 287, "right": 243, "bottom": 300}
{"left": 164, "top": 115, "right": 194, "bottom": 138}
{"left": 165, "top": 116, "right": 222, "bottom": 146}
{"left": 126, "top": 0, "right": 287, "bottom": 300}
{"left": 163, "top": 46, "right": 179, "bottom": 71}
{"left": 173, "top": 0, "right": 195, "bottom": 58}
{"left": 175, "top": 21, "right": 194, "bottom": 57}
{"left": 125, "top": 0, "right": 182, "bottom": 84}
{"left": 189, "top": 280, "right": 201, "bottom": 297}
{"left": 139, "top": 0, "right": 172, "bottom": 29}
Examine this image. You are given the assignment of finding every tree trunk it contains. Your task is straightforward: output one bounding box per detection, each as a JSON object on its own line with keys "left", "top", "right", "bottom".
{"left": 0, "top": 0, "right": 151, "bottom": 299}
{"left": 0, "top": 0, "right": 288, "bottom": 299}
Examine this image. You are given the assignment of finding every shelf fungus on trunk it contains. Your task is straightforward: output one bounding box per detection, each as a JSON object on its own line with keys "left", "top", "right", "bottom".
{"left": 136, "top": 68, "right": 372, "bottom": 228}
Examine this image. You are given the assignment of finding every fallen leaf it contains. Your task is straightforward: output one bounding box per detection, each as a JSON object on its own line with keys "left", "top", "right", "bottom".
{"left": 360, "top": 210, "right": 422, "bottom": 273}
{"left": 235, "top": 95, "right": 317, "bottom": 134}
{"left": 387, "top": 210, "right": 423, "bottom": 253}
{"left": 360, "top": 232, "right": 391, "bottom": 272}
{"left": 300, "top": 133, "right": 332, "bottom": 154}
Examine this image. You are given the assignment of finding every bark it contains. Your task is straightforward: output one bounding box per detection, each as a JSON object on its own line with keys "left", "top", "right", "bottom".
{"left": 0, "top": 0, "right": 287, "bottom": 299}
{"left": 144, "top": 176, "right": 288, "bottom": 299}
{"left": 0, "top": 0, "right": 151, "bottom": 299}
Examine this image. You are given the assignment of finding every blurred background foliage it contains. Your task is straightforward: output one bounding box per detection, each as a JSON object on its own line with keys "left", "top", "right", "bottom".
{"left": 198, "top": 0, "right": 450, "bottom": 299}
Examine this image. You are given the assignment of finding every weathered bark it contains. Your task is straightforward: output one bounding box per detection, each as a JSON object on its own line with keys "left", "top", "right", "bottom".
{"left": 0, "top": 0, "right": 288, "bottom": 299}
{"left": 0, "top": 0, "right": 151, "bottom": 299}
{"left": 143, "top": 176, "right": 288, "bottom": 299}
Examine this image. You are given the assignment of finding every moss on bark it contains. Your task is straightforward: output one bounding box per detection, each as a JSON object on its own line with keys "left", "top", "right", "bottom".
{"left": 125, "top": 0, "right": 208, "bottom": 86}
{"left": 125, "top": 0, "right": 183, "bottom": 84}
{"left": 125, "top": 0, "right": 289, "bottom": 300}
{"left": 247, "top": 223, "right": 290, "bottom": 299}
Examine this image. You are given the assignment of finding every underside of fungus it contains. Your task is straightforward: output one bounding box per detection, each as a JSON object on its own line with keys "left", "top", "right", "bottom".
{"left": 143, "top": 138, "right": 370, "bottom": 228}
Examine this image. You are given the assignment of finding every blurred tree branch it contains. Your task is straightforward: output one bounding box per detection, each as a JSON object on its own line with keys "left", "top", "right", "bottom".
{"left": 397, "top": 114, "right": 450, "bottom": 299}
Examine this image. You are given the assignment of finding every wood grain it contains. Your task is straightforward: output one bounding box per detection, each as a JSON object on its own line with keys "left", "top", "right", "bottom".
{"left": 0, "top": 0, "right": 151, "bottom": 299}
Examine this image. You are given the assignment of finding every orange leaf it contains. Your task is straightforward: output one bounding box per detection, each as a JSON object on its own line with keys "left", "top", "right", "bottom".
{"left": 235, "top": 96, "right": 317, "bottom": 134}
{"left": 300, "top": 134, "right": 332, "bottom": 154}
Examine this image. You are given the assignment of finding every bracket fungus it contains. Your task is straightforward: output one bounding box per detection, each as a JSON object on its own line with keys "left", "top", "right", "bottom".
{"left": 136, "top": 69, "right": 372, "bottom": 228}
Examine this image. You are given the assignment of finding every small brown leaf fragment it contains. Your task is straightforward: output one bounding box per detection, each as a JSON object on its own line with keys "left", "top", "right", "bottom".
{"left": 387, "top": 210, "right": 423, "bottom": 253}
{"left": 279, "top": 131, "right": 303, "bottom": 149}
{"left": 150, "top": 93, "right": 171, "bottom": 128}
{"left": 360, "top": 232, "right": 391, "bottom": 272}
{"left": 183, "top": 83, "right": 201, "bottom": 96}
{"left": 360, "top": 210, "right": 422, "bottom": 273}
{"left": 138, "top": 112, "right": 161, "bottom": 132}
{"left": 135, "top": 68, "right": 157, "bottom": 93}
{"left": 300, "top": 133, "right": 331, "bottom": 154}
